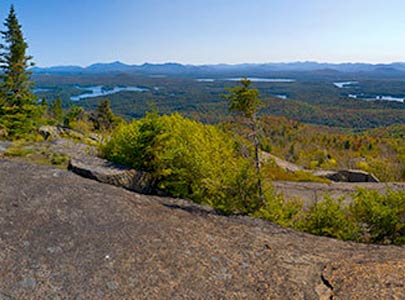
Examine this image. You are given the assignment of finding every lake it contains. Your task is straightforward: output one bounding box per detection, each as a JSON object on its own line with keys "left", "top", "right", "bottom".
{"left": 348, "top": 94, "right": 404, "bottom": 103}
{"left": 196, "top": 78, "right": 295, "bottom": 83}
{"left": 71, "top": 86, "right": 148, "bottom": 101}
{"left": 33, "top": 88, "right": 52, "bottom": 93}
{"left": 196, "top": 79, "right": 215, "bottom": 82}
{"left": 226, "top": 77, "right": 295, "bottom": 83}
{"left": 274, "top": 94, "right": 288, "bottom": 99}
{"left": 149, "top": 75, "right": 167, "bottom": 78}
{"left": 334, "top": 81, "right": 358, "bottom": 88}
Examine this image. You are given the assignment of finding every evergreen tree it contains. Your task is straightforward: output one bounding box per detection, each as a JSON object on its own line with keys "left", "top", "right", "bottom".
{"left": 41, "top": 97, "right": 48, "bottom": 111}
{"left": 222, "top": 78, "right": 264, "bottom": 206}
{"left": 0, "top": 5, "right": 41, "bottom": 137}
{"left": 63, "top": 105, "right": 85, "bottom": 128}
{"left": 93, "top": 99, "right": 117, "bottom": 131}
{"left": 49, "top": 97, "right": 63, "bottom": 125}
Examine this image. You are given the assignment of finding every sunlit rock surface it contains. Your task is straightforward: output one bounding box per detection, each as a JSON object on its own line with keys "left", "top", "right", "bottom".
{"left": 0, "top": 160, "right": 404, "bottom": 299}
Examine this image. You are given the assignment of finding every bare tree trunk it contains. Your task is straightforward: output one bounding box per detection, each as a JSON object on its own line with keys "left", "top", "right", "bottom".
{"left": 252, "top": 115, "right": 264, "bottom": 206}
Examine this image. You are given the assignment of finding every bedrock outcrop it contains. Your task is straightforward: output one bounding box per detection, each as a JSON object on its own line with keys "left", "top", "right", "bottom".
{"left": 67, "top": 154, "right": 405, "bottom": 206}
{"left": 0, "top": 159, "right": 404, "bottom": 299}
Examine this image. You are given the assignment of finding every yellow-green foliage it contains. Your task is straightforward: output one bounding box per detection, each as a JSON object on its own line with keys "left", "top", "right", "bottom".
{"left": 259, "top": 116, "right": 405, "bottom": 181}
{"left": 102, "top": 113, "right": 405, "bottom": 245}
{"left": 350, "top": 188, "right": 405, "bottom": 245}
{"left": 262, "top": 160, "right": 330, "bottom": 183}
{"left": 103, "top": 112, "right": 262, "bottom": 214}
{"left": 4, "top": 141, "right": 69, "bottom": 168}
{"left": 295, "top": 189, "right": 405, "bottom": 245}
{"left": 295, "top": 196, "right": 358, "bottom": 241}
{"left": 4, "top": 147, "right": 36, "bottom": 157}
{"left": 253, "top": 188, "right": 303, "bottom": 227}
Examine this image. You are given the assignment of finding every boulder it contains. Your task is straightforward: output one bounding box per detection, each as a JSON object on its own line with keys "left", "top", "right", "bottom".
{"left": 39, "top": 125, "right": 87, "bottom": 141}
{"left": 68, "top": 156, "right": 157, "bottom": 195}
{"left": 0, "top": 141, "right": 10, "bottom": 154}
{"left": 313, "top": 169, "right": 379, "bottom": 183}
{"left": 260, "top": 152, "right": 380, "bottom": 183}
{"left": 38, "top": 125, "right": 62, "bottom": 140}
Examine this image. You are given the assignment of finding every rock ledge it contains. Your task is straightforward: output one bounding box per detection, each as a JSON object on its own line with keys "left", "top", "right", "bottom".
{"left": 68, "top": 157, "right": 155, "bottom": 194}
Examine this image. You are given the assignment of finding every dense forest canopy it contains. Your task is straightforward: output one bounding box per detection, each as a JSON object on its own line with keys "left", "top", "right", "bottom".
{"left": 32, "top": 72, "right": 404, "bottom": 129}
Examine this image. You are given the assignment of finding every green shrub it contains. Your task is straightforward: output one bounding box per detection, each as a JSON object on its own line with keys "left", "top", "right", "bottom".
{"left": 253, "top": 188, "right": 303, "bottom": 227}
{"left": 49, "top": 152, "right": 69, "bottom": 166}
{"left": 4, "top": 147, "right": 36, "bottom": 157}
{"left": 296, "top": 196, "right": 358, "bottom": 241}
{"left": 294, "top": 190, "right": 405, "bottom": 245}
{"left": 350, "top": 188, "right": 405, "bottom": 245}
{"left": 103, "top": 112, "right": 263, "bottom": 215}
{"left": 102, "top": 112, "right": 405, "bottom": 245}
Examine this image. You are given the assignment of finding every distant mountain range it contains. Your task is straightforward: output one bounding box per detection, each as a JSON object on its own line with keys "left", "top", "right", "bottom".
{"left": 30, "top": 61, "right": 405, "bottom": 77}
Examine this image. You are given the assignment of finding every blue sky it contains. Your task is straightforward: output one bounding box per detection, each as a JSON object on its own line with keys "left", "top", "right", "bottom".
{"left": 1, "top": 0, "right": 405, "bottom": 67}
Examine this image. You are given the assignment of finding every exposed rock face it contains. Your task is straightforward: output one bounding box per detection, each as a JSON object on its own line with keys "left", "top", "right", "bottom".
{"left": 0, "top": 141, "right": 10, "bottom": 154}
{"left": 261, "top": 151, "right": 380, "bottom": 183}
{"left": 39, "top": 125, "right": 101, "bottom": 142}
{"left": 66, "top": 151, "right": 402, "bottom": 207}
{"left": 0, "top": 159, "right": 404, "bottom": 299}
{"left": 273, "top": 181, "right": 405, "bottom": 206}
{"left": 261, "top": 151, "right": 303, "bottom": 172}
{"left": 313, "top": 169, "right": 380, "bottom": 183}
{"left": 38, "top": 125, "right": 60, "bottom": 140}
{"left": 68, "top": 157, "right": 156, "bottom": 195}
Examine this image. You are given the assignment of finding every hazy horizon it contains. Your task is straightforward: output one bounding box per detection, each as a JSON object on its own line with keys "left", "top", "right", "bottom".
{"left": 34, "top": 60, "right": 405, "bottom": 69}
{"left": 2, "top": 0, "right": 405, "bottom": 67}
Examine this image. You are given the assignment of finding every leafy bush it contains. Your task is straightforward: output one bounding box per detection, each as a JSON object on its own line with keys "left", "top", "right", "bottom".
{"left": 103, "top": 112, "right": 263, "bottom": 215}
{"left": 253, "top": 188, "right": 303, "bottom": 227}
{"left": 350, "top": 188, "right": 405, "bottom": 245}
{"left": 295, "top": 196, "right": 358, "bottom": 241}
{"left": 295, "top": 189, "right": 405, "bottom": 245}
{"left": 102, "top": 113, "right": 405, "bottom": 245}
